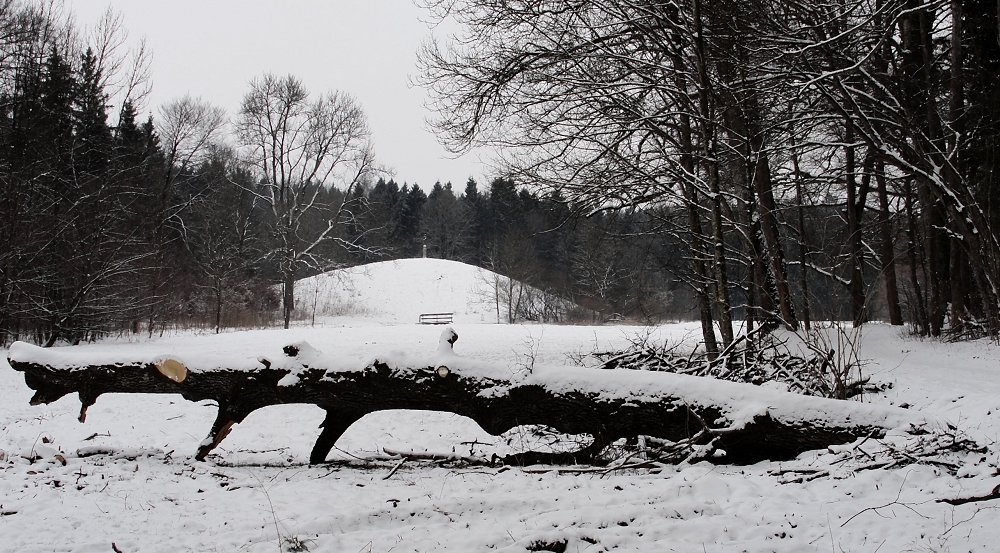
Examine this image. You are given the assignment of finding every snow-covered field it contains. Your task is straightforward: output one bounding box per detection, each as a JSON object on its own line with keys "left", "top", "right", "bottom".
{"left": 2, "top": 260, "right": 998, "bottom": 552}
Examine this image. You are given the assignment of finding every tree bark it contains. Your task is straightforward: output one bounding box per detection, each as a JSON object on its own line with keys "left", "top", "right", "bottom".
{"left": 6, "top": 338, "right": 911, "bottom": 466}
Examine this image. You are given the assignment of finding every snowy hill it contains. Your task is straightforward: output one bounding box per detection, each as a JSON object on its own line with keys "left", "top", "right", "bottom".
{"left": 292, "top": 257, "right": 575, "bottom": 324}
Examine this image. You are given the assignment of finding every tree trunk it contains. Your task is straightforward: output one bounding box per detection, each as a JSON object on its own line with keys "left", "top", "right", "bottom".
{"left": 684, "top": 183, "right": 718, "bottom": 356}
{"left": 707, "top": 163, "right": 735, "bottom": 347}
{"left": 693, "top": 0, "right": 734, "bottom": 347}
{"left": 900, "top": 3, "right": 948, "bottom": 335}
{"left": 214, "top": 278, "right": 223, "bottom": 334}
{"left": 904, "top": 180, "right": 930, "bottom": 335}
{"left": 672, "top": 58, "right": 719, "bottom": 356}
{"left": 945, "top": 0, "right": 969, "bottom": 333}
{"left": 742, "top": 168, "right": 777, "bottom": 333}
{"left": 7, "top": 336, "right": 915, "bottom": 466}
{"left": 282, "top": 243, "right": 295, "bottom": 330}
{"left": 845, "top": 122, "right": 868, "bottom": 328}
{"left": 791, "top": 150, "right": 812, "bottom": 332}
{"left": 875, "top": 159, "right": 903, "bottom": 325}
{"left": 748, "top": 133, "right": 798, "bottom": 331}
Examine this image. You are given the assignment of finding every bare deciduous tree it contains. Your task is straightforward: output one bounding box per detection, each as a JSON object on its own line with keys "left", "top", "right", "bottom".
{"left": 236, "top": 73, "right": 375, "bottom": 328}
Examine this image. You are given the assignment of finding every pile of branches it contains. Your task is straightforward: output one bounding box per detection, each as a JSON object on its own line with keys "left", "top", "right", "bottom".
{"left": 591, "top": 328, "right": 872, "bottom": 399}
{"left": 943, "top": 317, "right": 992, "bottom": 343}
{"left": 589, "top": 420, "right": 992, "bottom": 481}
{"left": 769, "top": 422, "right": 992, "bottom": 484}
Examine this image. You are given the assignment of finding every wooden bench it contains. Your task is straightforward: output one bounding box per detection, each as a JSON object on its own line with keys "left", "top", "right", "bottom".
{"left": 418, "top": 312, "right": 454, "bottom": 325}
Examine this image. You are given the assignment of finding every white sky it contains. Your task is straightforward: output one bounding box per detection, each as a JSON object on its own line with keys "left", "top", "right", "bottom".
{"left": 65, "top": 0, "right": 488, "bottom": 189}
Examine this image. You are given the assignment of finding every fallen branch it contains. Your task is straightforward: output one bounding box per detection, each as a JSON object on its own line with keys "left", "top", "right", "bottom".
{"left": 938, "top": 484, "right": 1000, "bottom": 506}
{"left": 383, "top": 457, "right": 407, "bottom": 480}
{"left": 381, "top": 448, "right": 487, "bottom": 465}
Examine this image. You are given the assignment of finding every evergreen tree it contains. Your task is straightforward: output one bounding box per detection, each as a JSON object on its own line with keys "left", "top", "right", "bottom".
{"left": 114, "top": 101, "right": 143, "bottom": 160}
{"left": 365, "top": 177, "right": 403, "bottom": 254}
{"left": 488, "top": 176, "right": 519, "bottom": 237}
{"left": 421, "top": 181, "right": 467, "bottom": 259}
{"left": 536, "top": 190, "right": 574, "bottom": 292}
{"left": 397, "top": 183, "right": 427, "bottom": 256}
{"left": 463, "top": 177, "right": 480, "bottom": 204}
{"left": 37, "top": 48, "right": 75, "bottom": 178}
{"left": 73, "top": 47, "right": 111, "bottom": 177}
{"left": 461, "top": 177, "right": 489, "bottom": 264}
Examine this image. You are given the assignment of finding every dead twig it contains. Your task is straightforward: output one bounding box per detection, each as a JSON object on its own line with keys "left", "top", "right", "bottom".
{"left": 383, "top": 456, "right": 408, "bottom": 480}
{"left": 841, "top": 473, "right": 929, "bottom": 527}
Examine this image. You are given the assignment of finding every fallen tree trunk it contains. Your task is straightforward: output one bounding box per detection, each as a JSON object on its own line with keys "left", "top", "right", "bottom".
{"left": 7, "top": 329, "right": 920, "bottom": 465}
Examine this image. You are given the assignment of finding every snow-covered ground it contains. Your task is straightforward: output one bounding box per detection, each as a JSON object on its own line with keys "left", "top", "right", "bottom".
{"left": 293, "top": 258, "right": 530, "bottom": 323}
{"left": 1, "top": 260, "right": 998, "bottom": 552}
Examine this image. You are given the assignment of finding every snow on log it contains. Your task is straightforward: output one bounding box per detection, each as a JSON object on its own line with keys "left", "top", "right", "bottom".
{"left": 6, "top": 329, "right": 925, "bottom": 465}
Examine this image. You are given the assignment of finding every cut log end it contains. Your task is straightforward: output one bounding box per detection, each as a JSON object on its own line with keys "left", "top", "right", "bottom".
{"left": 154, "top": 358, "right": 188, "bottom": 384}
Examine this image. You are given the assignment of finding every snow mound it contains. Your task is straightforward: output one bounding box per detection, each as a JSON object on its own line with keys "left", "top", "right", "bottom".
{"left": 293, "top": 258, "right": 531, "bottom": 324}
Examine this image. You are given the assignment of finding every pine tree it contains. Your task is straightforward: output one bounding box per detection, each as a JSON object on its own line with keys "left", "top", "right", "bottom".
{"left": 367, "top": 177, "right": 403, "bottom": 253}
{"left": 488, "top": 176, "right": 520, "bottom": 237}
{"left": 461, "top": 177, "right": 489, "bottom": 264}
{"left": 38, "top": 48, "right": 75, "bottom": 179}
{"left": 397, "top": 184, "right": 427, "bottom": 256}
{"left": 421, "top": 181, "right": 466, "bottom": 259}
{"left": 73, "top": 48, "right": 111, "bottom": 177}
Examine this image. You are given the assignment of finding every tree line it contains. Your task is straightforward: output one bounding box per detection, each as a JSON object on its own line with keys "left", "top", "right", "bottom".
{"left": 418, "top": 0, "right": 1000, "bottom": 350}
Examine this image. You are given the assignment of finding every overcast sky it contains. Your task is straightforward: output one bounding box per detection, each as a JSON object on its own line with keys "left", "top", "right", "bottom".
{"left": 65, "top": 0, "right": 487, "bottom": 190}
